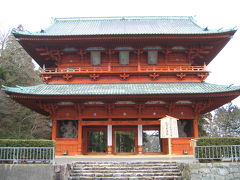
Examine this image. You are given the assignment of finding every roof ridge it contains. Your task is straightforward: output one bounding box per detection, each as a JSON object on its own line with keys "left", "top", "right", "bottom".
{"left": 54, "top": 16, "right": 193, "bottom": 22}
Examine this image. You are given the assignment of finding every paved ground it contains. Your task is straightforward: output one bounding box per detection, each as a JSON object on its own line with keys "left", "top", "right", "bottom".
{"left": 55, "top": 155, "right": 198, "bottom": 164}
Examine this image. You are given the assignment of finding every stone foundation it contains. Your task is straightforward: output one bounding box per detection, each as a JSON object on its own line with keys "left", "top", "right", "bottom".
{"left": 182, "top": 162, "right": 240, "bottom": 180}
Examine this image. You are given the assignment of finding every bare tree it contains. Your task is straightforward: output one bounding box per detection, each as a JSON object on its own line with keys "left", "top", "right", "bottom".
{"left": 0, "top": 29, "right": 10, "bottom": 56}
{"left": 204, "top": 104, "right": 240, "bottom": 137}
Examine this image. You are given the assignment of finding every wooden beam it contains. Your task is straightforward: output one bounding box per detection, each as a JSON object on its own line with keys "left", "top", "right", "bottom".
{"left": 81, "top": 120, "right": 160, "bottom": 126}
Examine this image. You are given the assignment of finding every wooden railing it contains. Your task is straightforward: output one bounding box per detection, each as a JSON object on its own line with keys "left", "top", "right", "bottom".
{"left": 42, "top": 65, "right": 206, "bottom": 73}
{"left": 140, "top": 65, "right": 205, "bottom": 71}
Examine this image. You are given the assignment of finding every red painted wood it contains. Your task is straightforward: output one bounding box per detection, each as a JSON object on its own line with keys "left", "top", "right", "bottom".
{"left": 12, "top": 27, "right": 238, "bottom": 156}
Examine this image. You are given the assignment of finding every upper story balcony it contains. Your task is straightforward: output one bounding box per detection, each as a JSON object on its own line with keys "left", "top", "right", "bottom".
{"left": 42, "top": 65, "right": 206, "bottom": 74}
{"left": 40, "top": 64, "right": 209, "bottom": 84}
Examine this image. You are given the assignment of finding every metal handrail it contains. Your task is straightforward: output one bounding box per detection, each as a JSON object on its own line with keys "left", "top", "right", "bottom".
{"left": 0, "top": 147, "right": 55, "bottom": 164}
{"left": 195, "top": 145, "right": 240, "bottom": 162}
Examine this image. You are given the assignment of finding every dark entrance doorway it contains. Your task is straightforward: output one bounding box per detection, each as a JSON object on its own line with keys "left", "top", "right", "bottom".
{"left": 113, "top": 127, "right": 137, "bottom": 154}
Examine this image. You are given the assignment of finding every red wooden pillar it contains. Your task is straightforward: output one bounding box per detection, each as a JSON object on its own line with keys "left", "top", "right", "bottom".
{"left": 193, "top": 117, "right": 199, "bottom": 138}
{"left": 52, "top": 118, "right": 57, "bottom": 140}
{"left": 78, "top": 119, "right": 82, "bottom": 154}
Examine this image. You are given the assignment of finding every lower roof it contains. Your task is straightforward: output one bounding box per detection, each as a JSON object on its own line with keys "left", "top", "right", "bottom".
{"left": 2, "top": 82, "right": 240, "bottom": 96}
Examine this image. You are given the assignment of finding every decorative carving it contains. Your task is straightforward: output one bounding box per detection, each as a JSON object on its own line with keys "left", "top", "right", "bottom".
{"left": 176, "top": 73, "right": 186, "bottom": 80}
{"left": 63, "top": 74, "right": 73, "bottom": 81}
{"left": 90, "top": 74, "right": 100, "bottom": 81}
{"left": 149, "top": 73, "right": 160, "bottom": 80}
{"left": 59, "top": 120, "right": 78, "bottom": 138}
{"left": 120, "top": 73, "right": 130, "bottom": 80}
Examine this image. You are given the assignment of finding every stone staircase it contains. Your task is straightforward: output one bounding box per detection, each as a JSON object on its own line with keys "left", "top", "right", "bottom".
{"left": 68, "top": 161, "right": 183, "bottom": 180}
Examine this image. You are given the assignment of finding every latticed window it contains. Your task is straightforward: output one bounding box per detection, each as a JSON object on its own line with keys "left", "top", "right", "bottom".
{"left": 119, "top": 51, "right": 129, "bottom": 65}
{"left": 90, "top": 51, "right": 101, "bottom": 65}
{"left": 148, "top": 51, "right": 158, "bottom": 65}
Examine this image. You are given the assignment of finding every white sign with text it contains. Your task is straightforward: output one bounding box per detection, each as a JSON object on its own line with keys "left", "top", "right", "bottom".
{"left": 160, "top": 115, "right": 179, "bottom": 138}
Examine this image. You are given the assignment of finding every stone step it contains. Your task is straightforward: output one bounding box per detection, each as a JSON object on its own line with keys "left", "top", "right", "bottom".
{"left": 68, "top": 161, "right": 183, "bottom": 180}
{"left": 69, "top": 172, "right": 181, "bottom": 177}
{"left": 73, "top": 165, "right": 179, "bottom": 170}
{"left": 74, "top": 163, "right": 178, "bottom": 167}
{"left": 74, "top": 161, "right": 177, "bottom": 165}
{"left": 69, "top": 176, "right": 183, "bottom": 180}
{"left": 71, "top": 169, "right": 180, "bottom": 174}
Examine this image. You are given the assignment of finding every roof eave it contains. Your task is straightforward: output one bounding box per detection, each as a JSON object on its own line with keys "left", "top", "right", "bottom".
{"left": 12, "top": 30, "right": 237, "bottom": 39}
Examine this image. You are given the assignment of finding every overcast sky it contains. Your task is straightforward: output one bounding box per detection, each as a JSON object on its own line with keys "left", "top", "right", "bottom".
{"left": 1, "top": 0, "right": 240, "bottom": 105}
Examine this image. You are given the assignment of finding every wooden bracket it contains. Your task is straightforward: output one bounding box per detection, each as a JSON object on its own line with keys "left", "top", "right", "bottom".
{"left": 197, "top": 73, "right": 208, "bottom": 80}
{"left": 41, "top": 75, "right": 52, "bottom": 83}
{"left": 78, "top": 49, "right": 87, "bottom": 58}
{"left": 75, "top": 104, "right": 83, "bottom": 115}
{"left": 107, "top": 104, "right": 115, "bottom": 115}
{"left": 168, "top": 103, "right": 175, "bottom": 114}
{"left": 105, "top": 49, "right": 115, "bottom": 55}
{"left": 39, "top": 103, "right": 58, "bottom": 115}
{"left": 176, "top": 73, "right": 186, "bottom": 80}
{"left": 134, "top": 49, "right": 143, "bottom": 56}
{"left": 149, "top": 73, "right": 160, "bottom": 80}
{"left": 193, "top": 101, "right": 213, "bottom": 114}
{"left": 137, "top": 104, "right": 144, "bottom": 114}
{"left": 90, "top": 73, "right": 100, "bottom": 81}
{"left": 120, "top": 73, "right": 130, "bottom": 80}
{"left": 63, "top": 74, "right": 73, "bottom": 81}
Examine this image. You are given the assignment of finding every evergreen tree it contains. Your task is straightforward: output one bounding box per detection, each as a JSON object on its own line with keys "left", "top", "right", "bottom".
{"left": 198, "top": 112, "right": 212, "bottom": 137}
{"left": 203, "top": 103, "right": 240, "bottom": 137}
{"left": 0, "top": 32, "right": 51, "bottom": 139}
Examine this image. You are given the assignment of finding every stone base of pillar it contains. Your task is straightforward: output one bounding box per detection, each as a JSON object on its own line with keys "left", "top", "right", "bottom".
{"left": 107, "top": 146, "right": 113, "bottom": 154}
{"left": 138, "top": 145, "right": 143, "bottom": 154}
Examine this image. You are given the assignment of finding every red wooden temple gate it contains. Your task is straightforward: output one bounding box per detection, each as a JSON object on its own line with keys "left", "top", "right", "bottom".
{"left": 3, "top": 16, "right": 240, "bottom": 155}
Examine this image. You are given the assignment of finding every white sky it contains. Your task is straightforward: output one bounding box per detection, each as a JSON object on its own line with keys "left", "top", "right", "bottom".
{"left": 1, "top": 0, "right": 240, "bottom": 105}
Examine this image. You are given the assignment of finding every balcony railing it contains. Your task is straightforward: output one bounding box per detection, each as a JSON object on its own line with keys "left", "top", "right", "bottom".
{"left": 42, "top": 65, "right": 206, "bottom": 73}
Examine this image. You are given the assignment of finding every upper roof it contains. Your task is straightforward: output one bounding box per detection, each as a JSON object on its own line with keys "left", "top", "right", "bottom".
{"left": 12, "top": 16, "right": 235, "bottom": 37}
{"left": 3, "top": 82, "right": 240, "bottom": 96}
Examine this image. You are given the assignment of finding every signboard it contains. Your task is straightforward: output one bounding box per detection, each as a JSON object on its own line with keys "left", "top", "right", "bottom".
{"left": 160, "top": 115, "right": 179, "bottom": 138}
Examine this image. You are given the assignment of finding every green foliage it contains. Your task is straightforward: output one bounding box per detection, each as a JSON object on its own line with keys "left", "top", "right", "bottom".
{"left": 196, "top": 137, "right": 240, "bottom": 146}
{"left": 0, "top": 32, "right": 51, "bottom": 139}
{"left": 0, "top": 139, "right": 55, "bottom": 147}
{"left": 198, "top": 112, "right": 212, "bottom": 137}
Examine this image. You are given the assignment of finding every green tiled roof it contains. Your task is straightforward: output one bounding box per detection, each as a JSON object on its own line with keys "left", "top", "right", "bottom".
{"left": 2, "top": 83, "right": 240, "bottom": 96}
{"left": 12, "top": 16, "right": 235, "bottom": 37}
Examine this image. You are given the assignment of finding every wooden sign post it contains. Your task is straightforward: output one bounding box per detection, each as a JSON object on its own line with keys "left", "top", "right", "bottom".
{"left": 160, "top": 115, "right": 179, "bottom": 155}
